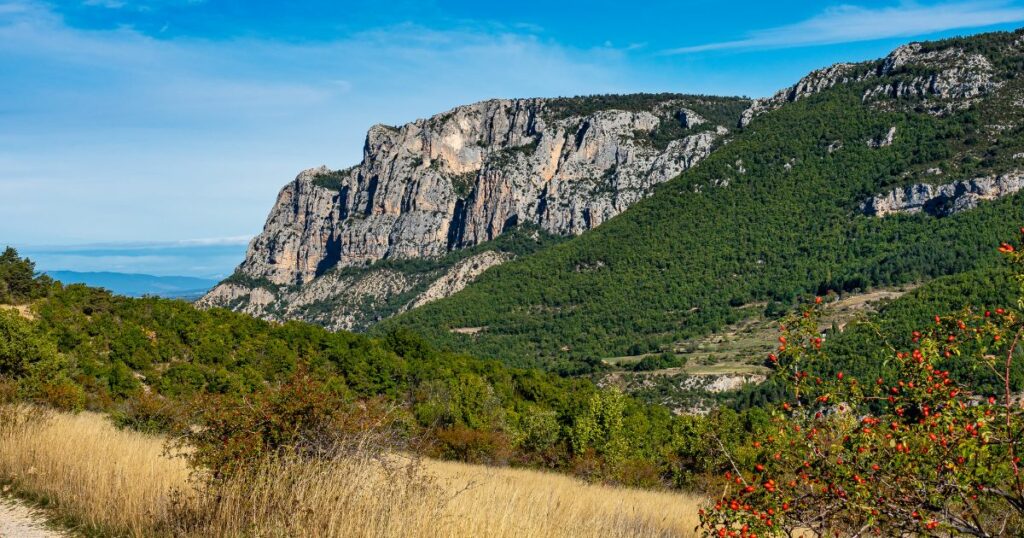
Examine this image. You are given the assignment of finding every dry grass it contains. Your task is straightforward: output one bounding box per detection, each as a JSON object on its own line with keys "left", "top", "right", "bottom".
{"left": 0, "top": 303, "right": 34, "bottom": 320}
{"left": 425, "top": 459, "right": 703, "bottom": 537}
{"left": 0, "top": 406, "right": 192, "bottom": 536}
{"left": 0, "top": 406, "right": 704, "bottom": 537}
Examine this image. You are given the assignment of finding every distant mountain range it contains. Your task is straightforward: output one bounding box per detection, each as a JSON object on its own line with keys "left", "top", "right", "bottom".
{"left": 45, "top": 271, "right": 219, "bottom": 300}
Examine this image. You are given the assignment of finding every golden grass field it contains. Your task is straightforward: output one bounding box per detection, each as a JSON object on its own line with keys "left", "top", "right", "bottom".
{"left": 0, "top": 406, "right": 704, "bottom": 537}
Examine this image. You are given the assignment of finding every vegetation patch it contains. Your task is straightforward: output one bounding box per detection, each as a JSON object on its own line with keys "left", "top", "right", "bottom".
{"left": 385, "top": 65, "right": 1024, "bottom": 368}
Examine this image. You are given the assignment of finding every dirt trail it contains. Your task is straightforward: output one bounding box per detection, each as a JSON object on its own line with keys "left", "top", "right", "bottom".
{"left": 0, "top": 496, "right": 67, "bottom": 538}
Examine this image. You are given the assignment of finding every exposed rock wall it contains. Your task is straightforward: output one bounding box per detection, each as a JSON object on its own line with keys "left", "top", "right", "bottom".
{"left": 861, "top": 171, "right": 1024, "bottom": 217}
{"left": 202, "top": 95, "right": 742, "bottom": 328}
{"left": 197, "top": 250, "right": 514, "bottom": 331}
{"left": 405, "top": 251, "right": 511, "bottom": 311}
{"left": 233, "top": 98, "right": 733, "bottom": 287}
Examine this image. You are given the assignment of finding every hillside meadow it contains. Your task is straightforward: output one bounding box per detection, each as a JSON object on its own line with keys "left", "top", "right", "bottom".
{"left": 0, "top": 406, "right": 704, "bottom": 538}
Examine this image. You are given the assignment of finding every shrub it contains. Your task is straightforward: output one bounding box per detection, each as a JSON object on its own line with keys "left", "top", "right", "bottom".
{"left": 633, "top": 352, "right": 686, "bottom": 371}
{"left": 178, "top": 368, "right": 404, "bottom": 479}
{"left": 432, "top": 425, "right": 514, "bottom": 464}
{"left": 112, "top": 391, "right": 185, "bottom": 434}
{"left": 700, "top": 233, "right": 1024, "bottom": 537}
{"left": 0, "top": 309, "right": 56, "bottom": 378}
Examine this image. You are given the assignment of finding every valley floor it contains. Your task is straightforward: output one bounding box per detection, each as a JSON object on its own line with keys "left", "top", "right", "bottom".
{"left": 0, "top": 407, "right": 703, "bottom": 537}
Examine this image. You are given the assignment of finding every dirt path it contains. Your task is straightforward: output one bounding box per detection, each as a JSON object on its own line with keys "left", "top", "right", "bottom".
{"left": 0, "top": 496, "right": 67, "bottom": 538}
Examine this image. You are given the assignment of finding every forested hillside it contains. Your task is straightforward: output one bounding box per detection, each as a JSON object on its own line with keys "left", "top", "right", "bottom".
{"left": 201, "top": 93, "right": 750, "bottom": 331}
{"left": 732, "top": 265, "right": 1024, "bottom": 409}
{"left": 0, "top": 249, "right": 767, "bottom": 487}
{"left": 383, "top": 31, "right": 1024, "bottom": 369}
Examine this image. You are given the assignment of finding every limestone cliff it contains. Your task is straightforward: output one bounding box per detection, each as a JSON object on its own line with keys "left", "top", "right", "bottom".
{"left": 201, "top": 94, "right": 748, "bottom": 328}
{"left": 861, "top": 170, "right": 1024, "bottom": 217}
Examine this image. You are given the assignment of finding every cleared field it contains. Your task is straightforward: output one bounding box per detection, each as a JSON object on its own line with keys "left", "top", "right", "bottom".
{"left": 606, "top": 285, "right": 916, "bottom": 375}
{"left": 0, "top": 407, "right": 704, "bottom": 538}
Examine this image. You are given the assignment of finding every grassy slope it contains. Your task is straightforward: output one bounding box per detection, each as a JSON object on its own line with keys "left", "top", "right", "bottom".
{"left": 0, "top": 407, "right": 703, "bottom": 538}
{"left": 383, "top": 34, "right": 1024, "bottom": 369}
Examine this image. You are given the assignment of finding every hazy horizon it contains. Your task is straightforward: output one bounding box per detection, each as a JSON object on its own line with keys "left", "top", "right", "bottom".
{"left": 12, "top": 240, "right": 249, "bottom": 279}
{"left": 6, "top": 0, "right": 1024, "bottom": 275}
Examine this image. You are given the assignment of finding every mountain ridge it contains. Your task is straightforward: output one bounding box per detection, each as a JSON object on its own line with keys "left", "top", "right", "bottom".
{"left": 45, "top": 270, "right": 218, "bottom": 300}
{"left": 205, "top": 28, "right": 1024, "bottom": 370}
{"left": 200, "top": 93, "right": 749, "bottom": 328}
{"left": 380, "top": 29, "right": 1024, "bottom": 367}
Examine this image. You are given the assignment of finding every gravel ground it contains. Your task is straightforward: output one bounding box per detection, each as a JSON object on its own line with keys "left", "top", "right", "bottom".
{"left": 0, "top": 496, "right": 66, "bottom": 538}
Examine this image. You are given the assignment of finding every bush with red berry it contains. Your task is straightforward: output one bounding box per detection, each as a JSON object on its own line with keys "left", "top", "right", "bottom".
{"left": 700, "top": 232, "right": 1024, "bottom": 537}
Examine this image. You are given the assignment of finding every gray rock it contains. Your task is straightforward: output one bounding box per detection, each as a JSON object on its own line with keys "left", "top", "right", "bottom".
{"left": 861, "top": 171, "right": 1024, "bottom": 217}
{"left": 867, "top": 126, "right": 897, "bottom": 148}
{"left": 197, "top": 250, "right": 514, "bottom": 331}
{"left": 202, "top": 96, "right": 737, "bottom": 323}
{"left": 228, "top": 99, "right": 730, "bottom": 288}
{"left": 741, "top": 42, "right": 1001, "bottom": 127}
{"left": 404, "top": 251, "right": 512, "bottom": 311}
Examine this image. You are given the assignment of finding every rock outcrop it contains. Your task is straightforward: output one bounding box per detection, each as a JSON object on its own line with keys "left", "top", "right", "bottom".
{"left": 232, "top": 97, "right": 736, "bottom": 287}
{"left": 861, "top": 171, "right": 1024, "bottom": 217}
{"left": 741, "top": 42, "right": 1004, "bottom": 126}
{"left": 867, "top": 126, "right": 897, "bottom": 148}
{"left": 204, "top": 35, "right": 1023, "bottom": 332}
{"left": 202, "top": 95, "right": 745, "bottom": 328}
{"left": 405, "top": 251, "right": 511, "bottom": 311}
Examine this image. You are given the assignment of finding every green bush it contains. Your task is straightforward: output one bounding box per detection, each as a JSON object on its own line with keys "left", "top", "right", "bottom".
{"left": 632, "top": 352, "right": 685, "bottom": 372}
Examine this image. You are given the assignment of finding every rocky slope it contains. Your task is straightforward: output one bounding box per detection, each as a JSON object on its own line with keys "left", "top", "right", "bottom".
{"left": 200, "top": 248, "right": 518, "bottom": 331}
{"left": 201, "top": 94, "right": 749, "bottom": 328}
{"left": 861, "top": 170, "right": 1024, "bottom": 217}
{"left": 740, "top": 41, "right": 1004, "bottom": 126}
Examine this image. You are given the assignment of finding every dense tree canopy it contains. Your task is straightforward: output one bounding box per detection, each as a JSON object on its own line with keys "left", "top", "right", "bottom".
{"left": 383, "top": 47, "right": 1024, "bottom": 370}
{"left": 0, "top": 247, "right": 51, "bottom": 304}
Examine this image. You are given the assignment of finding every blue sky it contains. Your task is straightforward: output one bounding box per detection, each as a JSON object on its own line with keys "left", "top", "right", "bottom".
{"left": 4, "top": 0, "right": 1024, "bottom": 276}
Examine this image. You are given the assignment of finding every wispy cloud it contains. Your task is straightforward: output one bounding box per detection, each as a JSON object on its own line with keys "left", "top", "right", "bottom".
{"left": 81, "top": 0, "right": 206, "bottom": 10}
{"left": 0, "top": 1, "right": 636, "bottom": 247}
{"left": 664, "top": 1, "right": 1024, "bottom": 54}
{"left": 82, "top": 0, "right": 126, "bottom": 8}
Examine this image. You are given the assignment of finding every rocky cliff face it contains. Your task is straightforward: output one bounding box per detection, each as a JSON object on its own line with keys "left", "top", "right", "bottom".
{"left": 861, "top": 170, "right": 1024, "bottom": 217}
{"left": 206, "top": 34, "right": 1024, "bottom": 332}
{"left": 201, "top": 95, "right": 747, "bottom": 328}
{"left": 235, "top": 97, "right": 740, "bottom": 287}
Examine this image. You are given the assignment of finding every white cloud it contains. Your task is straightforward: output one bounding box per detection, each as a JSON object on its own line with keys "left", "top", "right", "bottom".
{"left": 0, "top": 1, "right": 638, "bottom": 247}
{"left": 664, "top": 1, "right": 1024, "bottom": 54}
{"left": 81, "top": 0, "right": 206, "bottom": 9}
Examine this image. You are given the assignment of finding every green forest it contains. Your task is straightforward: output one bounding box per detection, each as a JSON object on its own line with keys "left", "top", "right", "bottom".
{"left": 0, "top": 249, "right": 771, "bottom": 487}
{"left": 382, "top": 40, "right": 1024, "bottom": 369}
{"left": 5, "top": 242, "right": 1024, "bottom": 490}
